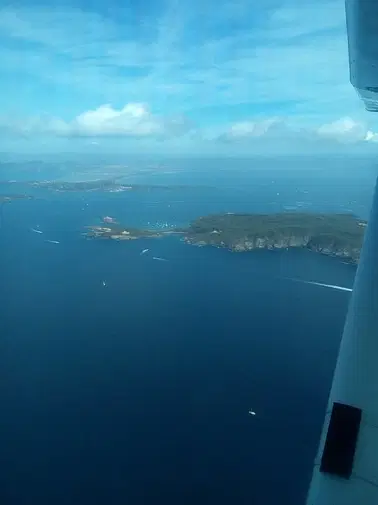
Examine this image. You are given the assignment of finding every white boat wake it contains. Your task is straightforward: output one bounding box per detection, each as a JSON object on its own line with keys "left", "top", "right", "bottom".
{"left": 304, "top": 281, "right": 352, "bottom": 292}
{"left": 287, "top": 278, "right": 352, "bottom": 292}
{"left": 152, "top": 256, "right": 168, "bottom": 262}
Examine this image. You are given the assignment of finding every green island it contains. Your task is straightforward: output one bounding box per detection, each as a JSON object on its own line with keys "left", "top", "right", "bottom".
{"left": 84, "top": 212, "right": 367, "bottom": 264}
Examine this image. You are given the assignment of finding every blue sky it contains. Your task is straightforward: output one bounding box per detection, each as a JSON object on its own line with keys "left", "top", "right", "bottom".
{"left": 0, "top": 0, "right": 378, "bottom": 155}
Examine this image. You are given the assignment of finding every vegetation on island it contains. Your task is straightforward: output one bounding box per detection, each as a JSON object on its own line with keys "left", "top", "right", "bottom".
{"left": 183, "top": 213, "right": 366, "bottom": 263}
{"left": 84, "top": 212, "right": 366, "bottom": 264}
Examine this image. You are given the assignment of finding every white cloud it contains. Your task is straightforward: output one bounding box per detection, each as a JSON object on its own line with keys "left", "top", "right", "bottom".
{"left": 226, "top": 118, "right": 284, "bottom": 138}
{"left": 317, "top": 117, "right": 369, "bottom": 142}
{"left": 217, "top": 116, "right": 378, "bottom": 146}
{"left": 365, "top": 131, "right": 378, "bottom": 143}
{"left": 73, "top": 104, "right": 163, "bottom": 137}
{"left": 0, "top": 103, "right": 193, "bottom": 139}
{"left": 2, "top": 102, "right": 378, "bottom": 157}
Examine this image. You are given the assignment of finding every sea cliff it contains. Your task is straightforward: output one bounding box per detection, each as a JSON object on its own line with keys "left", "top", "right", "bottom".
{"left": 183, "top": 213, "right": 366, "bottom": 264}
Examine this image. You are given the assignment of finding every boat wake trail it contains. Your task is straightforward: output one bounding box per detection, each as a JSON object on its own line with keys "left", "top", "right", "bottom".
{"left": 285, "top": 278, "right": 353, "bottom": 292}
{"left": 152, "top": 256, "right": 168, "bottom": 262}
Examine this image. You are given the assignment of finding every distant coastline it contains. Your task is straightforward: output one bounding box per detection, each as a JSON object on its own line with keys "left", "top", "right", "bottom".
{"left": 0, "top": 179, "right": 215, "bottom": 193}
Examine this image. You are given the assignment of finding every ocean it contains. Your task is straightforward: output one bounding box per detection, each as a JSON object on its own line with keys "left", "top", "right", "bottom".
{"left": 0, "top": 160, "right": 373, "bottom": 504}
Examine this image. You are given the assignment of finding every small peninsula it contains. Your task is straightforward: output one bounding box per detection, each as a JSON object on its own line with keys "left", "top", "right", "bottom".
{"left": 83, "top": 225, "right": 182, "bottom": 241}
{"left": 84, "top": 212, "right": 367, "bottom": 264}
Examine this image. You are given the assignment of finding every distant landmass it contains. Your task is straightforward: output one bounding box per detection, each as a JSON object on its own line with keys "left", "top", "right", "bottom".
{"left": 84, "top": 212, "right": 367, "bottom": 265}
{"left": 0, "top": 179, "right": 215, "bottom": 193}
{"left": 0, "top": 194, "right": 34, "bottom": 203}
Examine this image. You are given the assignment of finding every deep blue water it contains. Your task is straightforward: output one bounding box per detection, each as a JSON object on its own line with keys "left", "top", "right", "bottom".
{"left": 0, "top": 169, "right": 366, "bottom": 505}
